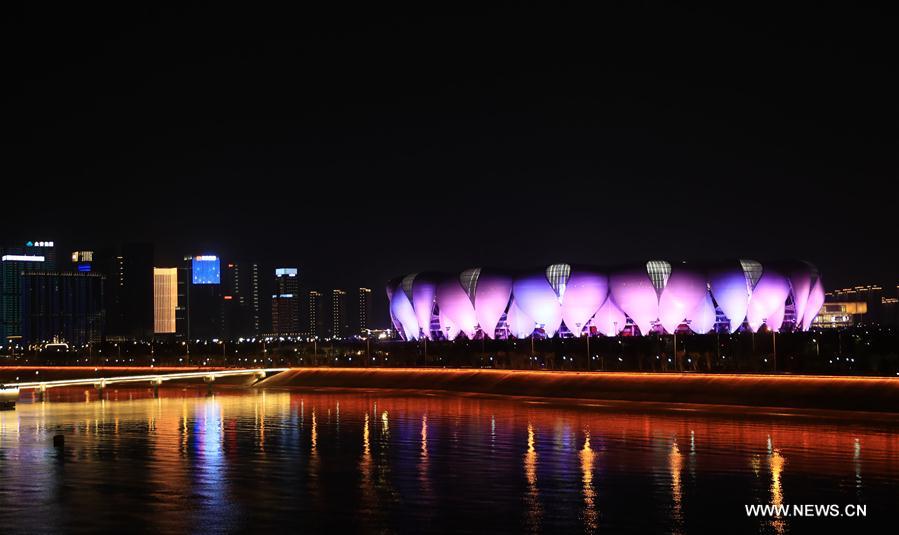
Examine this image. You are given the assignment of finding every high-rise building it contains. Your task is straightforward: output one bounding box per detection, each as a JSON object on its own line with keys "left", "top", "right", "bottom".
{"left": 93, "top": 243, "right": 154, "bottom": 340}
{"left": 307, "top": 290, "right": 322, "bottom": 338}
{"left": 271, "top": 268, "right": 300, "bottom": 335}
{"left": 358, "top": 287, "right": 372, "bottom": 334}
{"left": 153, "top": 268, "right": 178, "bottom": 334}
{"left": 224, "top": 262, "right": 262, "bottom": 338}
{"left": 120, "top": 243, "right": 154, "bottom": 339}
{"left": 331, "top": 289, "right": 347, "bottom": 339}
{"left": 20, "top": 271, "right": 105, "bottom": 345}
{"left": 176, "top": 262, "right": 190, "bottom": 339}
{"left": 181, "top": 254, "right": 223, "bottom": 340}
{"left": 1, "top": 240, "right": 56, "bottom": 342}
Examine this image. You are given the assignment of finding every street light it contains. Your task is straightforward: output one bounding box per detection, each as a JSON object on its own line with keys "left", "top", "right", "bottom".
{"left": 771, "top": 328, "right": 777, "bottom": 372}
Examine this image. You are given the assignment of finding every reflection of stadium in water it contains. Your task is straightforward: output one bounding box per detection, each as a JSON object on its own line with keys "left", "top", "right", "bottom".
{"left": 0, "top": 387, "right": 893, "bottom": 533}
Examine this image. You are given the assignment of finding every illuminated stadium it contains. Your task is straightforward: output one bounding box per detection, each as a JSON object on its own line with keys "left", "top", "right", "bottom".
{"left": 386, "top": 260, "right": 824, "bottom": 340}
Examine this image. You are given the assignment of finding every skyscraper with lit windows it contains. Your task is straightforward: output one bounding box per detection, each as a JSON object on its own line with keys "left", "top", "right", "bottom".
{"left": 331, "top": 289, "right": 347, "bottom": 338}
{"left": 307, "top": 290, "right": 322, "bottom": 338}
{"left": 271, "top": 268, "right": 300, "bottom": 335}
{"left": 358, "top": 287, "right": 371, "bottom": 334}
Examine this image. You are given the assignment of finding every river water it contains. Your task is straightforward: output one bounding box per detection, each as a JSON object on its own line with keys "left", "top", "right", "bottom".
{"left": 1, "top": 387, "right": 897, "bottom": 534}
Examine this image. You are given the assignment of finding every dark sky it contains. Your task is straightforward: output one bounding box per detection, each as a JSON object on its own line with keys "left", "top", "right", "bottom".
{"left": 4, "top": 4, "right": 896, "bottom": 325}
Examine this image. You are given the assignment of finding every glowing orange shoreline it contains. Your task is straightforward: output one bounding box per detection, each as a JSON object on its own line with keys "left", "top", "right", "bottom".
{"left": 259, "top": 368, "right": 899, "bottom": 413}
{"left": 3, "top": 367, "right": 898, "bottom": 412}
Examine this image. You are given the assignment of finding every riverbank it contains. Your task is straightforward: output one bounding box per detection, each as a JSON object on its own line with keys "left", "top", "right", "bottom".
{"left": 258, "top": 368, "right": 899, "bottom": 413}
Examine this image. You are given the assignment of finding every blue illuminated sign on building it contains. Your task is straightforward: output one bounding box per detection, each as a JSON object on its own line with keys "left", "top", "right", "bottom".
{"left": 77, "top": 263, "right": 91, "bottom": 272}
{"left": 192, "top": 255, "right": 221, "bottom": 285}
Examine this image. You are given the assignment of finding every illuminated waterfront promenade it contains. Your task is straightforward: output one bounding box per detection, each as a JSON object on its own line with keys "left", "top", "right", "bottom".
{"left": 260, "top": 368, "right": 899, "bottom": 413}
{"left": 4, "top": 366, "right": 899, "bottom": 413}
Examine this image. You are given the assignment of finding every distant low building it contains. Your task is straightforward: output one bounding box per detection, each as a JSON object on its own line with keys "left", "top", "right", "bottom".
{"left": 811, "top": 302, "right": 867, "bottom": 329}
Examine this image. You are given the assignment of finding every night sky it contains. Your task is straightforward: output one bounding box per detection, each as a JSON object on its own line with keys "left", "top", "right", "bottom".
{"left": 5, "top": 4, "right": 896, "bottom": 326}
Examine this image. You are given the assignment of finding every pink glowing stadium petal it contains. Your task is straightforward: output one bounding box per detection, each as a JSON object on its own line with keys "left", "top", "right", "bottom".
{"left": 438, "top": 310, "right": 460, "bottom": 340}
{"left": 788, "top": 265, "right": 813, "bottom": 329}
{"left": 388, "top": 285, "right": 419, "bottom": 341}
{"left": 411, "top": 275, "right": 438, "bottom": 340}
{"left": 593, "top": 297, "right": 626, "bottom": 336}
{"left": 560, "top": 269, "right": 608, "bottom": 336}
{"left": 802, "top": 278, "right": 825, "bottom": 331}
{"left": 436, "top": 276, "right": 478, "bottom": 339}
{"left": 766, "top": 303, "right": 786, "bottom": 332}
{"left": 505, "top": 298, "right": 536, "bottom": 338}
{"left": 609, "top": 268, "right": 658, "bottom": 335}
{"left": 746, "top": 270, "right": 791, "bottom": 333}
{"left": 687, "top": 293, "right": 717, "bottom": 334}
{"left": 473, "top": 271, "right": 513, "bottom": 339}
{"left": 658, "top": 267, "right": 707, "bottom": 334}
{"left": 709, "top": 265, "right": 750, "bottom": 333}
{"left": 512, "top": 271, "right": 563, "bottom": 337}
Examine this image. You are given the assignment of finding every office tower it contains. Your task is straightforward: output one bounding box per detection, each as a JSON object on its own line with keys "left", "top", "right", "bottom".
{"left": 153, "top": 268, "right": 178, "bottom": 334}
{"left": 224, "top": 262, "right": 262, "bottom": 338}
{"left": 93, "top": 243, "right": 154, "bottom": 339}
{"left": 358, "top": 287, "right": 372, "bottom": 334}
{"left": 176, "top": 262, "right": 190, "bottom": 339}
{"left": 181, "top": 254, "right": 223, "bottom": 340}
{"left": 1, "top": 241, "right": 54, "bottom": 342}
{"left": 307, "top": 290, "right": 322, "bottom": 338}
{"left": 120, "top": 243, "right": 154, "bottom": 339}
{"left": 271, "top": 268, "right": 300, "bottom": 335}
{"left": 93, "top": 250, "right": 125, "bottom": 335}
{"left": 331, "top": 289, "right": 347, "bottom": 339}
{"left": 20, "top": 271, "right": 105, "bottom": 345}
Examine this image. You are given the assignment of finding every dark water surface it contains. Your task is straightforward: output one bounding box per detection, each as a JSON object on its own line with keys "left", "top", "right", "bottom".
{"left": 1, "top": 387, "right": 898, "bottom": 534}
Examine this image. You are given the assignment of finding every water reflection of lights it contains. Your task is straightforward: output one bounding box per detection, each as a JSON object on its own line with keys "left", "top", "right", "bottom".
{"left": 2, "top": 387, "right": 898, "bottom": 533}
{"left": 669, "top": 439, "right": 683, "bottom": 535}
{"left": 768, "top": 437, "right": 786, "bottom": 535}
{"left": 420, "top": 415, "right": 428, "bottom": 458}
{"left": 193, "top": 397, "right": 232, "bottom": 530}
{"left": 580, "top": 429, "right": 598, "bottom": 532}
{"left": 524, "top": 423, "right": 541, "bottom": 533}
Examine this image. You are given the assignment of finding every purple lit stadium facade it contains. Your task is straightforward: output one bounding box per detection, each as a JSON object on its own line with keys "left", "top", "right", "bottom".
{"left": 386, "top": 261, "right": 824, "bottom": 341}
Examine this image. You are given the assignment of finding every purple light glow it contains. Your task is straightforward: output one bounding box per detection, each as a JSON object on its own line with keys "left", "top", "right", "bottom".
{"left": 560, "top": 269, "right": 608, "bottom": 336}
{"left": 438, "top": 310, "right": 460, "bottom": 340}
{"left": 388, "top": 286, "right": 419, "bottom": 341}
{"left": 436, "top": 277, "right": 478, "bottom": 339}
{"left": 609, "top": 268, "right": 658, "bottom": 335}
{"left": 767, "top": 303, "right": 786, "bottom": 332}
{"left": 746, "top": 270, "right": 791, "bottom": 332}
{"left": 709, "top": 266, "right": 750, "bottom": 333}
{"left": 803, "top": 278, "right": 825, "bottom": 331}
{"left": 505, "top": 298, "right": 536, "bottom": 338}
{"left": 788, "top": 266, "right": 813, "bottom": 330}
{"left": 473, "top": 271, "right": 513, "bottom": 339}
{"left": 593, "top": 297, "right": 627, "bottom": 336}
{"left": 687, "top": 293, "right": 717, "bottom": 334}
{"left": 657, "top": 267, "right": 707, "bottom": 334}
{"left": 512, "top": 271, "right": 563, "bottom": 337}
{"left": 411, "top": 276, "right": 438, "bottom": 340}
